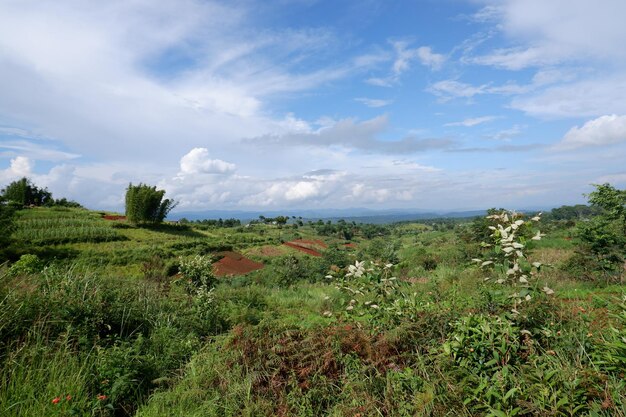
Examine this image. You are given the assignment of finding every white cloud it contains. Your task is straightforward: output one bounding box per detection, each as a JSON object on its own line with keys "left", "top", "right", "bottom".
{"left": 429, "top": 80, "right": 487, "bottom": 100}
{"left": 511, "top": 77, "right": 626, "bottom": 118}
{"left": 415, "top": 46, "right": 446, "bottom": 71}
{"left": 0, "top": 156, "right": 33, "bottom": 182}
{"left": 0, "top": 0, "right": 380, "bottom": 167}
{"left": 555, "top": 115, "right": 626, "bottom": 150}
{"left": 179, "top": 148, "right": 236, "bottom": 175}
{"left": 355, "top": 98, "right": 393, "bottom": 108}
{"left": 471, "top": 0, "right": 626, "bottom": 70}
{"left": 391, "top": 41, "right": 445, "bottom": 73}
{"left": 445, "top": 116, "right": 497, "bottom": 127}
{"left": 366, "top": 40, "right": 445, "bottom": 87}
{"left": 485, "top": 125, "right": 524, "bottom": 141}
{"left": 246, "top": 115, "right": 454, "bottom": 154}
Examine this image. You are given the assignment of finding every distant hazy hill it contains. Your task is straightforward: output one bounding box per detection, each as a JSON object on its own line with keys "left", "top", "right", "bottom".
{"left": 169, "top": 208, "right": 488, "bottom": 224}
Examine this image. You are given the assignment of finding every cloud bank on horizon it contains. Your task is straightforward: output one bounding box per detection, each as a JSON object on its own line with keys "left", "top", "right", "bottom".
{"left": 1, "top": 0, "right": 626, "bottom": 212}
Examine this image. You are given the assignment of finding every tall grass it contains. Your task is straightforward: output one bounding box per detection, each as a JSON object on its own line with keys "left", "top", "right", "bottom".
{"left": 13, "top": 217, "right": 123, "bottom": 244}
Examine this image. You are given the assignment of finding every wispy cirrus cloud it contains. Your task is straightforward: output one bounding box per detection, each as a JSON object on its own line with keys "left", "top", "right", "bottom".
{"left": 354, "top": 98, "right": 393, "bottom": 108}
{"left": 445, "top": 116, "right": 497, "bottom": 127}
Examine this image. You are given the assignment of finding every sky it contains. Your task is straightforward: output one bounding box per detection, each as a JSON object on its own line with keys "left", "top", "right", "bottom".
{"left": 1, "top": 0, "right": 626, "bottom": 213}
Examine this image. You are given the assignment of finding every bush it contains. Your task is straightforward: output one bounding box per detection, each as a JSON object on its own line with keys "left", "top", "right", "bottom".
{"left": 178, "top": 255, "right": 215, "bottom": 293}
{"left": 8, "top": 254, "right": 44, "bottom": 276}
{"left": 125, "top": 183, "right": 177, "bottom": 224}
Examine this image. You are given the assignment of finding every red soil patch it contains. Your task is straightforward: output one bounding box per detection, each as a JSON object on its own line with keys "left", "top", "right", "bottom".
{"left": 283, "top": 239, "right": 328, "bottom": 257}
{"left": 213, "top": 251, "right": 264, "bottom": 277}
{"left": 103, "top": 215, "right": 126, "bottom": 221}
{"left": 283, "top": 241, "right": 322, "bottom": 257}
{"left": 295, "top": 239, "right": 328, "bottom": 249}
{"left": 344, "top": 243, "right": 357, "bottom": 248}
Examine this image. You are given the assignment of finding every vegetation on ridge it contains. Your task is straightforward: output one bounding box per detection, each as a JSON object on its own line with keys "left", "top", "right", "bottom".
{"left": 0, "top": 180, "right": 625, "bottom": 416}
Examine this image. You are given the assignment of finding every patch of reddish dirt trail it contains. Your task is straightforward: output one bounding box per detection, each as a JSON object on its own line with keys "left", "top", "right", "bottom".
{"left": 103, "top": 215, "right": 126, "bottom": 221}
{"left": 213, "top": 251, "right": 264, "bottom": 277}
{"left": 283, "top": 239, "right": 327, "bottom": 257}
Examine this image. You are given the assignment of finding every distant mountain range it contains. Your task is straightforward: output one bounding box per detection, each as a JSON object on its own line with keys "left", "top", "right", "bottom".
{"left": 168, "top": 208, "right": 491, "bottom": 224}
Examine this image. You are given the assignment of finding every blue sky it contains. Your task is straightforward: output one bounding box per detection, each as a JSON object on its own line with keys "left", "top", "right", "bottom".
{"left": 1, "top": 0, "right": 626, "bottom": 212}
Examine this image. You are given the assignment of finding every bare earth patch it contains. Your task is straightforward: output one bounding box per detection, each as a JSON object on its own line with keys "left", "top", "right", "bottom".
{"left": 213, "top": 251, "right": 265, "bottom": 277}
{"left": 283, "top": 239, "right": 327, "bottom": 257}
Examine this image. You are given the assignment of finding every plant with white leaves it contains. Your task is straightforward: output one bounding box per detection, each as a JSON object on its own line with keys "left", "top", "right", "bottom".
{"left": 472, "top": 210, "right": 553, "bottom": 314}
{"left": 328, "top": 260, "right": 403, "bottom": 329}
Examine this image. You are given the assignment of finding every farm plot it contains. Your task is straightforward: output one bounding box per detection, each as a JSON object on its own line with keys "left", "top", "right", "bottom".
{"left": 283, "top": 239, "right": 327, "bottom": 256}
{"left": 213, "top": 251, "right": 265, "bottom": 277}
{"left": 13, "top": 216, "right": 124, "bottom": 244}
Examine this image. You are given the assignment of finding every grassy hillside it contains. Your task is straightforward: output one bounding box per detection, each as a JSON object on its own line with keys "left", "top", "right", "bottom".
{"left": 1, "top": 207, "right": 625, "bottom": 416}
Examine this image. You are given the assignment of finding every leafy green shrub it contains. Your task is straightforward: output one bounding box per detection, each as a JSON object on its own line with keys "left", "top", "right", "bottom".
{"left": 443, "top": 314, "right": 523, "bottom": 374}
{"left": 8, "top": 254, "right": 43, "bottom": 276}
{"left": 178, "top": 255, "right": 215, "bottom": 293}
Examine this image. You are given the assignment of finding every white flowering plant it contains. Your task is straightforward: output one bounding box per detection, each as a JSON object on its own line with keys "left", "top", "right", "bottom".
{"left": 326, "top": 260, "right": 405, "bottom": 329}
{"left": 472, "top": 210, "right": 554, "bottom": 315}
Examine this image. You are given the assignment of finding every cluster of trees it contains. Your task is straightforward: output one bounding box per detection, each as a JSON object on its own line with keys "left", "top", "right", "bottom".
{"left": 312, "top": 219, "right": 389, "bottom": 240}
{"left": 124, "top": 183, "right": 177, "bottom": 225}
{"left": 548, "top": 204, "right": 602, "bottom": 221}
{"left": 0, "top": 177, "right": 81, "bottom": 208}
{"left": 255, "top": 215, "right": 291, "bottom": 226}
{"left": 179, "top": 218, "right": 241, "bottom": 228}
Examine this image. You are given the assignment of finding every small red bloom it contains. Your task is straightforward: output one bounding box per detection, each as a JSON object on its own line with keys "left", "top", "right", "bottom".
{"left": 97, "top": 394, "right": 107, "bottom": 401}
{"left": 52, "top": 397, "right": 61, "bottom": 404}
{"left": 66, "top": 395, "right": 72, "bottom": 401}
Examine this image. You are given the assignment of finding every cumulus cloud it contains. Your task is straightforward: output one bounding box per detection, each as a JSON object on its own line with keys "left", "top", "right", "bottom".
{"left": 555, "top": 115, "right": 626, "bottom": 150}
{"left": 179, "top": 148, "right": 236, "bottom": 175}
{"left": 0, "top": 156, "right": 33, "bottom": 182}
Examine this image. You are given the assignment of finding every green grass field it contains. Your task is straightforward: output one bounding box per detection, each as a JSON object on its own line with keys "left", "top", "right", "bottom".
{"left": 1, "top": 207, "right": 625, "bottom": 416}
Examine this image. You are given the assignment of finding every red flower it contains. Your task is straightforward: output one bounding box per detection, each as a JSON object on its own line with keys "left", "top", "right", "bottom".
{"left": 52, "top": 397, "right": 61, "bottom": 404}
{"left": 66, "top": 395, "right": 72, "bottom": 401}
{"left": 97, "top": 394, "right": 107, "bottom": 401}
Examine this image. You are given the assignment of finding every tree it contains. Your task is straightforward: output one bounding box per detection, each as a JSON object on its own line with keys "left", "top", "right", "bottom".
{"left": 587, "top": 183, "right": 626, "bottom": 234}
{"left": 1, "top": 177, "right": 53, "bottom": 207}
{"left": 577, "top": 183, "right": 626, "bottom": 281}
{"left": 125, "top": 183, "right": 177, "bottom": 224}
{"left": 0, "top": 196, "right": 15, "bottom": 257}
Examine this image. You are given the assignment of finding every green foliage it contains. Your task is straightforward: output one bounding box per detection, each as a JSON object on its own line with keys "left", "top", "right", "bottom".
{"left": 1, "top": 177, "right": 53, "bottom": 207}
{"left": 13, "top": 217, "right": 124, "bottom": 244}
{"left": 443, "top": 315, "right": 523, "bottom": 374}
{"left": 4, "top": 204, "right": 626, "bottom": 416}
{"left": 577, "top": 183, "right": 626, "bottom": 282}
{"left": 549, "top": 204, "right": 600, "bottom": 220}
{"left": 0, "top": 199, "right": 14, "bottom": 256}
{"left": 125, "top": 183, "right": 177, "bottom": 224}
{"left": 178, "top": 255, "right": 215, "bottom": 293}
{"left": 473, "top": 210, "right": 552, "bottom": 314}
{"left": 8, "top": 254, "right": 43, "bottom": 276}
{"left": 331, "top": 260, "right": 406, "bottom": 330}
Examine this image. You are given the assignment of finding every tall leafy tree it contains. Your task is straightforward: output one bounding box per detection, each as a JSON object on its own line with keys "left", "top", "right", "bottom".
{"left": 578, "top": 183, "right": 626, "bottom": 280}
{"left": 1, "top": 177, "right": 53, "bottom": 207}
{"left": 125, "top": 183, "right": 177, "bottom": 224}
{"left": 0, "top": 196, "right": 15, "bottom": 256}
